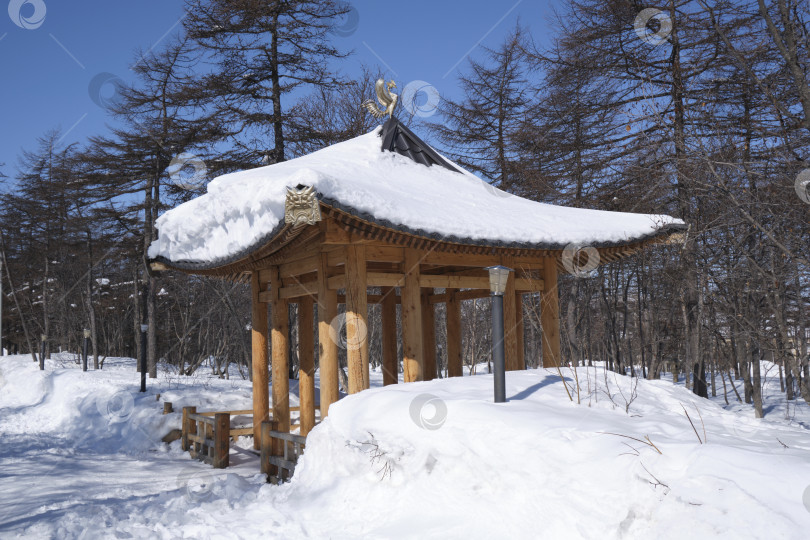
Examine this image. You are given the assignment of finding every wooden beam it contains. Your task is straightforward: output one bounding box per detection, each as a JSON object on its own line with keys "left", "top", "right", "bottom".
{"left": 250, "top": 272, "right": 269, "bottom": 449}
{"left": 515, "top": 292, "right": 525, "bottom": 371}
{"left": 541, "top": 257, "right": 562, "bottom": 368}
{"left": 298, "top": 296, "right": 316, "bottom": 437}
{"left": 317, "top": 253, "right": 339, "bottom": 417}
{"left": 339, "top": 293, "right": 397, "bottom": 305}
{"left": 345, "top": 245, "right": 369, "bottom": 392}
{"left": 401, "top": 248, "right": 423, "bottom": 382}
{"left": 365, "top": 245, "right": 404, "bottom": 263}
{"left": 279, "top": 255, "right": 319, "bottom": 279}
{"left": 269, "top": 267, "right": 291, "bottom": 435}
{"left": 380, "top": 286, "right": 399, "bottom": 386}
{"left": 503, "top": 258, "right": 519, "bottom": 372}
{"left": 277, "top": 281, "right": 318, "bottom": 300}
{"left": 421, "top": 290, "right": 437, "bottom": 380}
{"left": 327, "top": 274, "right": 347, "bottom": 291}
{"left": 446, "top": 290, "right": 463, "bottom": 377}
{"left": 367, "top": 272, "right": 406, "bottom": 288}
{"left": 419, "top": 274, "right": 489, "bottom": 289}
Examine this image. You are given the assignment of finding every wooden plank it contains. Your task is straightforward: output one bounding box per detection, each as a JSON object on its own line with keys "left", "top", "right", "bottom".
{"left": 278, "top": 281, "right": 318, "bottom": 300}
{"left": 515, "top": 292, "right": 525, "bottom": 370}
{"left": 421, "top": 290, "right": 437, "bottom": 381}
{"left": 213, "top": 413, "right": 230, "bottom": 469}
{"left": 345, "top": 245, "right": 369, "bottom": 392}
{"left": 367, "top": 272, "right": 405, "bottom": 287}
{"left": 541, "top": 257, "right": 562, "bottom": 368}
{"left": 269, "top": 267, "right": 291, "bottom": 434}
{"left": 251, "top": 273, "right": 270, "bottom": 449}
{"left": 446, "top": 290, "right": 463, "bottom": 377}
{"left": 321, "top": 218, "right": 352, "bottom": 244}
{"left": 401, "top": 249, "right": 423, "bottom": 382}
{"left": 318, "top": 253, "right": 339, "bottom": 417}
{"left": 327, "top": 274, "right": 347, "bottom": 291}
{"left": 503, "top": 258, "right": 519, "bottom": 372}
{"left": 365, "top": 245, "right": 404, "bottom": 263}
{"left": 279, "top": 255, "right": 319, "bottom": 279}
{"left": 516, "top": 278, "right": 545, "bottom": 292}
{"left": 419, "top": 275, "right": 489, "bottom": 289}
{"left": 380, "top": 286, "right": 399, "bottom": 386}
{"left": 298, "top": 296, "right": 316, "bottom": 437}
{"left": 339, "top": 293, "right": 394, "bottom": 305}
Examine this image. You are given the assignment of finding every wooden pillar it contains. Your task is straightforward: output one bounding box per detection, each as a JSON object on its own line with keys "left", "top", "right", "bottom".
{"left": 446, "top": 290, "right": 463, "bottom": 377}
{"left": 345, "top": 245, "right": 369, "bottom": 393}
{"left": 421, "top": 290, "right": 436, "bottom": 380}
{"left": 380, "top": 286, "right": 398, "bottom": 385}
{"left": 317, "top": 253, "right": 339, "bottom": 417}
{"left": 250, "top": 272, "right": 269, "bottom": 449}
{"left": 515, "top": 292, "right": 525, "bottom": 370}
{"left": 503, "top": 260, "right": 519, "bottom": 371}
{"left": 269, "top": 267, "right": 290, "bottom": 434}
{"left": 298, "top": 296, "right": 316, "bottom": 437}
{"left": 541, "top": 258, "right": 562, "bottom": 368}
{"left": 401, "top": 248, "right": 423, "bottom": 382}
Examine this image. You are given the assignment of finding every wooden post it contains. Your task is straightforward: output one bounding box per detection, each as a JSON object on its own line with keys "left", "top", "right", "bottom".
{"left": 446, "top": 290, "right": 463, "bottom": 377}
{"left": 181, "top": 406, "right": 196, "bottom": 452}
{"left": 260, "top": 420, "right": 272, "bottom": 478}
{"left": 401, "top": 248, "right": 424, "bottom": 382}
{"left": 515, "top": 292, "right": 525, "bottom": 370}
{"left": 345, "top": 245, "right": 369, "bottom": 393}
{"left": 421, "top": 290, "right": 436, "bottom": 381}
{"left": 213, "top": 413, "right": 230, "bottom": 469}
{"left": 251, "top": 272, "right": 270, "bottom": 449}
{"left": 380, "top": 286, "right": 398, "bottom": 385}
{"left": 163, "top": 402, "right": 173, "bottom": 415}
{"left": 269, "top": 267, "right": 291, "bottom": 435}
{"left": 317, "top": 253, "right": 339, "bottom": 417}
{"left": 503, "top": 260, "right": 519, "bottom": 371}
{"left": 541, "top": 258, "right": 562, "bottom": 368}
{"left": 298, "top": 296, "right": 316, "bottom": 437}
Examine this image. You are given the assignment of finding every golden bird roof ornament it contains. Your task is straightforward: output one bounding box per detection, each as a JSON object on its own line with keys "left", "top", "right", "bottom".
{"left": 363, "top": 79, "right": 399, "bottom": 119}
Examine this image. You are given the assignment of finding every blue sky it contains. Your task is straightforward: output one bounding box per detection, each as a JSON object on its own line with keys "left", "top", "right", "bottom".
{"left": 0, "top": 0, "right": 560, "bottom": 178}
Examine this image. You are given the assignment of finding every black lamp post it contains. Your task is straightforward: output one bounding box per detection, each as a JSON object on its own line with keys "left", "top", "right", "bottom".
{"left": 82, "top": 328, "right": 90, "bottom": 372}
{"left": 139, "top": 324, "right": 148, "bottom": 392}
{"left": 39, "top": 334, "right": 46, "bottom": 371}
{"left": 486, "top": 265, "right": 512, "bottom": 403}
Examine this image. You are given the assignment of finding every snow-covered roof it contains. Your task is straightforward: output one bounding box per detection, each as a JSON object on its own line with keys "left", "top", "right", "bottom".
{"left": 148, "top": 124, "right": 685, "bottom": 267}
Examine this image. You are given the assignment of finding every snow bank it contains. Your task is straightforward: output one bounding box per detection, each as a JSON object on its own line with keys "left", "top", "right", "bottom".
{"left": 148, "top": 128, "right": 684, "bottom": 264}
{"left": 2, "top": 355, "right": 808, "bottom": 539}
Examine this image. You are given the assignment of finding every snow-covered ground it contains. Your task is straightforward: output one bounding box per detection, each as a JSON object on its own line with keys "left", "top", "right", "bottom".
{"left": 1, "top": 353, "right": 809, "bottom": 539}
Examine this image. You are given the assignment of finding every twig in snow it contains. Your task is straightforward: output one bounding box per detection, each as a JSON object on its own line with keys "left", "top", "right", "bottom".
{"left": 681, "top": 404, "right": 704, "bottom": 444}
{"left": 602, "top": 432, "right": 662, "bottom": 454}
{"left": 777, "top": 438, "right": 789, "bottom": 449}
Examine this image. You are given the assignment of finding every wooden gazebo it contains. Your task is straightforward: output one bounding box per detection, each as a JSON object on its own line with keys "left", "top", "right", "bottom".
{"left": 150, "top": 117, "right": 685, "bottom": 446}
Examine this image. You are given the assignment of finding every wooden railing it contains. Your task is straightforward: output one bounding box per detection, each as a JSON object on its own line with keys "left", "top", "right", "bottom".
{"left": 180, "top": 406, "right": 319, "bottom": 471}
{"left": 260, "top": 420, "right": 306, "bottom": 484}
{"left": 181, "top": 407, "right": 230, "bottom": 469}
